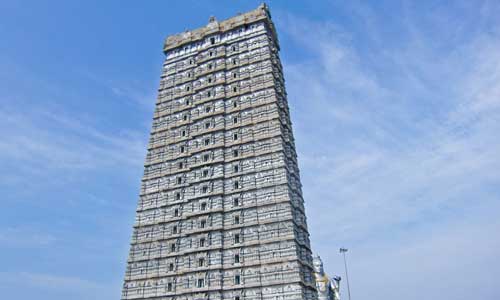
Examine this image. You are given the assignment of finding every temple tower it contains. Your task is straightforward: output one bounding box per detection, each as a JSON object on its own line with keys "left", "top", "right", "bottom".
{"left": 122, "top": 5, "right": 318, "bottom": 300}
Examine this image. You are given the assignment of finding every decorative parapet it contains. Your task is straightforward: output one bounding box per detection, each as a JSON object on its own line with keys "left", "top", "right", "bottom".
{"left": 163, "top": 3, "right": 279, "bottom": 53}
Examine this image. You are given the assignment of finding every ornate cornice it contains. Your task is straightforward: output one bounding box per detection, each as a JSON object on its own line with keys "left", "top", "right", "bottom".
{"left": 163, "top": 3, "right": 279, "bottom": 53}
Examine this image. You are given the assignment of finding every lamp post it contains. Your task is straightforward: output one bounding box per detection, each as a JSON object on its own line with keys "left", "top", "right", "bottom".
{"left": 339, "top": 248, "right": 351, "bottom": 300}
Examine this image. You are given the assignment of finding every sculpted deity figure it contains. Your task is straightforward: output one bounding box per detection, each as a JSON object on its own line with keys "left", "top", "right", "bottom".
{"left": 313, "top": 256, "right": 341, "bottom": 300}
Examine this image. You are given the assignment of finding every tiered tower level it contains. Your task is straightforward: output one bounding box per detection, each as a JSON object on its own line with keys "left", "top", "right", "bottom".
{"left": 122, "top": 5, "right": 318, "bottom": 300}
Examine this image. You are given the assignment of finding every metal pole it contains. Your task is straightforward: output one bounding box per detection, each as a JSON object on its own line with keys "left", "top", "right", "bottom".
{"left": 340, "top": 248, "right": 351, "bottom": 300}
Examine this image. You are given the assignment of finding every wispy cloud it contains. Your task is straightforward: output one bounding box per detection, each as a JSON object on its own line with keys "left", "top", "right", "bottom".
{"left": 110, "top": 84, "right": 158, "bottom": 110}
{"left": 80, "top": 68, "right": 159, "bottom": 111}
{"left": 351, "top": 208, "right": 500, "bottom": 300}
{"left": 277, "top": 2, "right": 500, "bottom": 298}
{"left": 0, "top": 227, "right": 57, "bottom": 248}
{"left": 0, "top": 103, "right": 148, "bottom": 188}
{"left": 279, "top": 2, "right": 500, "bottom": 237}
{"left": 1, "top": 2, "right": 499, "bottom": 300}
{"left": 0, "top": 271, "right": 119, "bottom": 300}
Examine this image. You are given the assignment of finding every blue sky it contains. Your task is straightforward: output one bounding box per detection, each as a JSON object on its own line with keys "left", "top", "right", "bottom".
{"left": 1, "top": 1, "right": 499, "bottom": 299}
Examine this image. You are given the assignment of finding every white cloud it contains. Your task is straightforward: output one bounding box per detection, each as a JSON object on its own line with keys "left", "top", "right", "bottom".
{"left": 0, "top": 271, "right": 119, "bottom": 300}
{"left": 0, "top": 104, "right": 148, "bottom": 188}
{"left": 344, "top": 209, "right": 500, "bottom": 300}
{"left": 81, "top": 68, "right": 159, "bottom": 111}
{"left": 279, "top": 4, "right": 500, "bottom": 237}
{"left": 277, "top": 2, "right": 500, "bottom": 299}
{"left": 1, "top": 2, "right": 499, "bottom": 300}
{"left": 0, "top": 227, "right": 57, "bottom": 247}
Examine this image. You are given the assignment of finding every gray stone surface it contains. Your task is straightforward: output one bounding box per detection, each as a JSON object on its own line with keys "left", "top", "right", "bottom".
{"left": 121, "top": 5, "right": 318, "bottom": 300}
